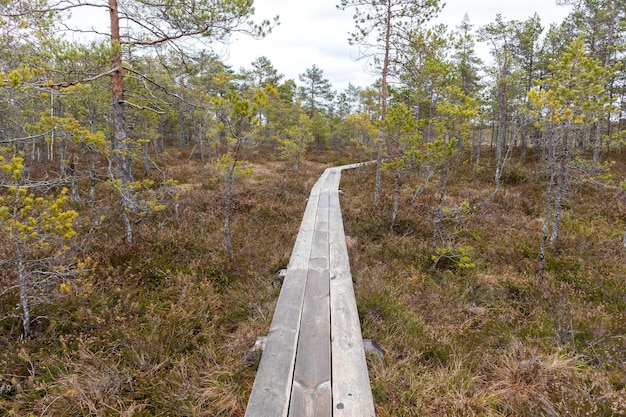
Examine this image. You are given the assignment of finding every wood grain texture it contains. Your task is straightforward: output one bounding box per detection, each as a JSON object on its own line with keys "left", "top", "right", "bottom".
{"left": 244, "top": 268, "right": 308, "bottom": 417}
{"left": 329, "top": 168, "right": 376, "bottom": 417}
{"left": 288, "top": 268, "right": 332, "bottom": 417}
{"left": 289, "top": 177, "right": 332, "bottom": 417}
{"left": 245, "top": 164, "right": 375, "bottom": 417}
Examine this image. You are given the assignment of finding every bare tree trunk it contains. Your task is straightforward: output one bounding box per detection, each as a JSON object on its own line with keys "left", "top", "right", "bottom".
{"left": 476, "top": 129, "right": 482, "bottom": 166}
{"left": 122, "top": 209, "right": 132, "bottom": 244}
{"left": 110, "top": 0, "right": 135, "bottom": 243}
{"left": 17, "top": 249, "right": 31, "bottom": 338}
{"left": 374, "top": 135, "right": 383, "bottom": 205}
{"left": 391, "top": 170, "right": 400, "bottom": 228}
{"left": 374, "top": 0, "right": 391, "bottom": 207}
{"left": 179, "top": 109, "right": 185, "bottom": 150}
{"left": 224, "top": 137, "right": 244, "bottom": 261}
{"left": 90, "top": 152, "right": 96, "bottom": 207}
{"left": 439, "top": 161, "right": 450, "bottom": 206}
{"left": 59, "top": 138, "right": 67, "bottom": 177}
{"left": 593, "top": 121, "right": 603, "bottom": 163}
{"left": 550, "top": 168, "right": 568, "bottom": 248}
{"left": 538, "top": 169, "right": 555, "bottom": 278}
{"left": 521, "top": 115, "right": 528, "bottom": 163}
{"left": 224, "top": 162, "right": 235, "bottom": 261}
{"left": 69, "top": 155, "right": 80, "bottom": 202}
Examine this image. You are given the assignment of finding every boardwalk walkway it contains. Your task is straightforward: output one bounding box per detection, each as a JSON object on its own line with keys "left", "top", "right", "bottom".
{"left": 244, "top": 164, "right": 375, "bottom": 417}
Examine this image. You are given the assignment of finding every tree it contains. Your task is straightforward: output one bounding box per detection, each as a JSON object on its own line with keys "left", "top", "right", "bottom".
{"left": 566, "top": 0, "right": 626, "bottom": 161}
{"left": 297, "top": 65, "right": 334, "bottom": 117}
{"left": 2, "top": 0, "right": 276, "bottom": 243}
{"left": 398, "top": 24, "right": 453, "bottom": 142}
{"left": 344, "top": 113, "right": 378, "bottom": 163}
{"left": 379, "top": 103, "right": 421, "bottom": 226}
{"left": 212, "top": 75, "right": 264, "bottom": 261}
{"left": 479, "top": 15, "right": 521, "bottom": 197}
{"left": 278, "top": 113, "right": 313, "bottom": 171}
{"left": 452, "top": 14, "right": 482, "bottom": 98}
{"left": 513, "top": 14, "right": 544, "bottom": 162}
{"left": 249, "top": 56, "right": 283, "bottom": 88}
{"left": 0, "top": 155, "right": 90, "bottom": 337}
{"left": 527, "top": 36, "right": 616, "bottom": 276}
{"left": 338, "top": 0, "right": 442, "bottom": 205}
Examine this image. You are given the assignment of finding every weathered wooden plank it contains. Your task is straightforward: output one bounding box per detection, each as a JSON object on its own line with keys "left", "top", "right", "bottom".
{"left": 288, "top": 178, "right": 322, "bottom": 270}
{"left": 289, "top": 183, "right": 332, "bottom": 417}
{"left": 329, "top": 169, "right": 376, "bottom": 417}
{"left": 288, "top": 268, "right": 332, "bottom": 417}
{"left": 244, "top": 267, "right": 309, "bottom": 417}
{"left": 245, "top": 164, "right": 375, "bottom": 417}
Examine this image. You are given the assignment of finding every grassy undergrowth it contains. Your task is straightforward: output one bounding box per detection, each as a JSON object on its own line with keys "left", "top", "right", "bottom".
{"left": 341, "top": 152, "right": 626, "bottom": 416}
{"left": 1, "top": 147, "right": 625, "bottom": 416}
{"left": 0, "top": 150, "right": 334, "bottom": 416}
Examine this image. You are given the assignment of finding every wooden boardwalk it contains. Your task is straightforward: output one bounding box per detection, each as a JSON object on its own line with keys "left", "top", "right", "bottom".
{"left": 244, "top": 164, "right": 375, "bottom": 417}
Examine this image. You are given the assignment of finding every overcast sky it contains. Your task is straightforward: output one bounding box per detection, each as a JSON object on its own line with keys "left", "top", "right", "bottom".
{"left": 223, "top": 0, "right": 574, "bottom": 91}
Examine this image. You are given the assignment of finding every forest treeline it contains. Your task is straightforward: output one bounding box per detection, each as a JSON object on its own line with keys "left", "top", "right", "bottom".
{"left": 0, "top": 0, "right": 625, "bottom": 335}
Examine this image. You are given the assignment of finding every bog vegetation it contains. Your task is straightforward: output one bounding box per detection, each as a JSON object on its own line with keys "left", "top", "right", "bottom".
{"left": 1, "top": 0, "right": 626, "bottom": 415}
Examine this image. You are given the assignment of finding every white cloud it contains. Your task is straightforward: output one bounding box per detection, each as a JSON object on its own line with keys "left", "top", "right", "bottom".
{"left": 226, "top": 0, "right": 574, "bottom": 92}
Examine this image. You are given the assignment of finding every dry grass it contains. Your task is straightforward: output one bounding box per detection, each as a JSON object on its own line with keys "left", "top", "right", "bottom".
{"left": 2, "top": 146, "right": 626, "bottom": 416}
{"left": 0, "top": 150, "right": 330, "bottom": 416}
{"left": 341, "top": 149, "right": 626, "bottom": 416}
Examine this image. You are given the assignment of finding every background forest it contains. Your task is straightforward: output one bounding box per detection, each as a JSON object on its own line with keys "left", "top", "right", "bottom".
{"left": 1, "top": 0, "right": 626, "bottom": 415}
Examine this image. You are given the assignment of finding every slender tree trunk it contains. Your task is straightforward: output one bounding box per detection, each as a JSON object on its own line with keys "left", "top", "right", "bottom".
{"left": 521, "top": 115, "right": 528, "bottom": 163}
{"left": 122, "top": 210, "right": 132, "bottom": 244}
{"left": 550, "top": 132, "right": 571, "bottom": 248}
{"left": 59, "top": 139, "right": 67, "bottom": 177}
{"left": 476, "top": 129, "right": 482, "bottom": 166}
{"left": 439, "top": 161, "right": 450, "bottom": 206}
{"left": 90, "top": 151, "right": 96, "bottom": 207}
{"left": 550, "top": 170, "right": 567, "bottom": 248}
{"left": 538, "top": 170, "right": 555, "bottom": 278}
{"left": 495, "top": 84, "right": 506, "bottom": 169}
{"left": 110, "top": 0, "right": 135, "bottom": 243}
{"left": 17, "top": 249, "right": 31, "bottom": 338}
{"left": 224, "top": 138, "right": 244, "bottom": 261}
{"left": 374, "top": 0, "right": 392, "bottom": 206}
{"left": 224, "top": 162, "right": 235, "bottom": 261}
{"left": 539, "top": 129, "right": 557, "bottom": 277}
{"left": 593, "top": 121, "right": 603, "bottom": 163}
{"left": 374, "top": 136, "right": 383, "bottom": 205}
{"left": 179, "top": 109, "right": 185, "bottom": 150}
{"left": 70, "top": 155, "right": 80, "bottom": 202}
{"left": 391, "top": 170, "right": 400, "bottom": 228}
{"left": 109, "top": 0, "right": 130, "bottom": 184}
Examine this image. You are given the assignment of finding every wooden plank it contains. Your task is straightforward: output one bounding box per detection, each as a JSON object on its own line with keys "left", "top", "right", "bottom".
{"left": 245, "top": 171, "right": 329, "bottom": 417}
{"left": 288, "top": 175, "right": 323, "bottom": 270}
{"left": 329, "top": 169, "right": 376, "bottom": 417}
{"left": 288, "top": 268, "right": 332, "bottom": 417}
{"left": 244, "top": 268, "right": 309, "bottom": 417}
{"left": 289, "top": 185, "right": 331, "bottom": 417}
{"left": 246, "top": 164, "right": 375, "bottom": 417}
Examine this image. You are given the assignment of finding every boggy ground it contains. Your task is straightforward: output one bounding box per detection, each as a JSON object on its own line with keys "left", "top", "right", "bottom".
{"left": 341, "top": 150, "right": 626, "bottom": 416}
{"left": 1, "top": 147, "right": 625, "bottom": 416}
